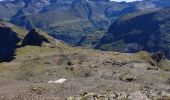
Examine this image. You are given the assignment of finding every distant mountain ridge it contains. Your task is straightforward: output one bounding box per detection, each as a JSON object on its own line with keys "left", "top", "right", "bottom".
{"left": 96, "top": 8, "right": 170, "bottom": 58}
{"left": 0, "top": 0, "right": 170, "bottom": 45}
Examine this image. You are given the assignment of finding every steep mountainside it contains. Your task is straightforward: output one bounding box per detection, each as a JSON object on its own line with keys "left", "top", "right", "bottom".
{"left": 0, "top": 0, "right": 168, "bottom": 45}
{"left": 96, "top": 8, "right": 170, "bottom": 58}
{"left": 10, "top": 0, "right": 110, "bottom": 44}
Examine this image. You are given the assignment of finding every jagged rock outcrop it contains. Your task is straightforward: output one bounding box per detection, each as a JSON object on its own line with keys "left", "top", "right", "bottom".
{"left": 22, "top": 28, "right": 57, "bottom": 46}
{"left": 0, "top": 21, "right": 59, "bottom": 62}
{"left": 151, "top": 51, "right": 165, "bottom": 63}
{"left": 22, "top": 29, "right": 49, "bottom": 46}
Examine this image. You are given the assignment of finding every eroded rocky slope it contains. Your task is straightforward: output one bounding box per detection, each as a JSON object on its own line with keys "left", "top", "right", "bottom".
{"left": 0, "top": 22, "right": 170, "bottom": 100}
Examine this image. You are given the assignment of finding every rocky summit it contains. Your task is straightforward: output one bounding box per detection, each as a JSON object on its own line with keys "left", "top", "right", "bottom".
{"left": 0, "top": 0, "right": 170, "bottom": 100}
{"left": 0, "top": 21, "right": 170, "bottom": 100}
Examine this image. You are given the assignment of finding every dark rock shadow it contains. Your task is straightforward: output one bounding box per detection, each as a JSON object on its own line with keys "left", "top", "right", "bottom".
{"left": 22, "top": 29, "right": 49, "bottom": 46}
{"left": 0, "top": 27, "right": 21, "bottom": 62}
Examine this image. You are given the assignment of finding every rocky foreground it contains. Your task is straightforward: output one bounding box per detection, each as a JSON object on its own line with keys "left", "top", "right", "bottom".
{"left": 0, "top": 22, "right": 170, "bottom": 100}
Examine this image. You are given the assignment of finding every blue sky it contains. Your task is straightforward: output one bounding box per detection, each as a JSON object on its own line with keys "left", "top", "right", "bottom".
{"left": 111, "top": 0, "right": 142, "bottom": 2}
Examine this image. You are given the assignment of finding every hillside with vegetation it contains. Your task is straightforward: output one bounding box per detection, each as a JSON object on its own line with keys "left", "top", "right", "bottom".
{"left": 96, "top": 8, "right": 170, "bottom": 59}
{"left": 0, "top": 21, "right": 170, "bottom": 99}
{"left": 1, "top": 0, "right": 170, "bottom": 99}
{"left": 1, "top": 0, "right": 170, "bottom": 45}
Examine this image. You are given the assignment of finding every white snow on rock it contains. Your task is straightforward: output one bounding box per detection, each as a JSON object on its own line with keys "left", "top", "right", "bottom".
{"left": 48, "top": 78, "right": 66, "bottom": 84}
{"left": 48, "top": 81, "right": 54, "bottom": 84}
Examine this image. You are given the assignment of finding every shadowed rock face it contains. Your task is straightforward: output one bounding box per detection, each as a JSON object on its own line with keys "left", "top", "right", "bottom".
{"left": 0, "top": 27, "right": 20, "bottom": 62}
{"left": 151, "top": 51, "right": 165, "bottom": 63}
{"left": 22, "top": 29, "right": 50, "bottom": 46}
{"left": 0, "top": 24, "right": 55, "bottom": 62}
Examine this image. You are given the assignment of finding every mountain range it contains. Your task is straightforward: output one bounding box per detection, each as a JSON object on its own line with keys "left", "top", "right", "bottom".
{"left": 96, "top": 8, "right": 170, "bottom": 59}
{"left": 1, "top": 0, "right": 170, "bottom": 98}
{"left": 1, "top": 0, "right": 170, "bottom": 45}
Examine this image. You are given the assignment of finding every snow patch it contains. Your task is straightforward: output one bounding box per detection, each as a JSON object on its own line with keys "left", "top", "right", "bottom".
{"left": 48, "top": 78, "right": 66, "bottom": 84}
